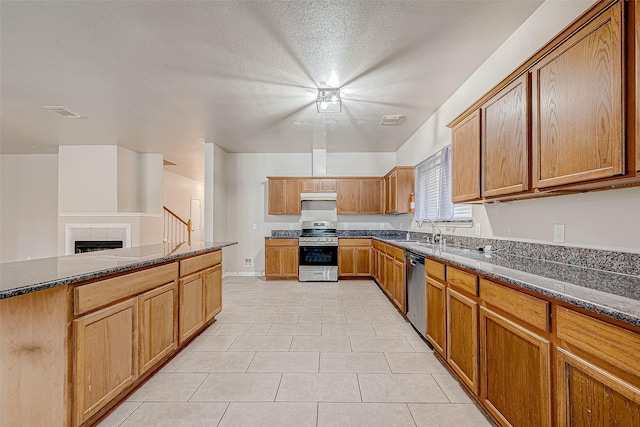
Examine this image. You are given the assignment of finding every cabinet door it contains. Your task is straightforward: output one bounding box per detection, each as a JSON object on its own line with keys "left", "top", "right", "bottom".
{"left": 532, "top": 3, "right": 623, "bottom": 188}
{"left": 73, "top": 299, "right": 138, "bottom": 426}
{"left": 319, "top": 179, "right": 336, "bottom": 192}
{"left": 482, "top": 74, "right": 530, "bottom": 197}
{"left": 383, "top": 254, "right": 393, "bottom": 297}
{"left": 636, "top": 0, "right": 640, "bottom": 173}
{"left": 556, "top": 347, "right": 640, "bottom": 427}
{"left": 204, "top": 264, "right": 222, "bottom": 321}
{"left": 480, "top": 307, "right": 551, "bottom": 427}
{"left": 285, "top": 179, "right": 300, "bottom": 214}
{"left": 372, "top": 248, "right": 379, "bottom": 282}
{"left": 451, "top": 109, "right": 481, "bottom": 202}
{"left": 337, "top": 179, "right": 360, "bottom": 214}
{"left": 355, "top": 247, "right": 372, "bottom": 276}
{"left": 426, "top": 277, "right": 446, "bottom": 358}
{"left": 447, "top": 287, "right": 479, "bottom": 394}
{"left": 139, "top": 282, "right": 178, "bottom": 375}
{"left": 300, "top": 179, "right": 318, "bottom": 192}
{"left": 392, "top": 258, "right": 405, "bottom": 313}
{"left": 338, "top": 247, "right": 355, "bottom": 276}
{"left": 360, "top": 179, "right": 383, "bottom": 214}
{"left": 268, "top": 179, "right": 286, "bottom": 215}
{"left": 179, "top": 274, "right": 204, "bottom": 344}
{"left": 265, "top": 246, "right": 281, "bottom": 277}
{"left": 281, "top": 246, "right": 299, "bottom": 277}
{"left": 388, "top": 172, "right": 398, "bottom": 213}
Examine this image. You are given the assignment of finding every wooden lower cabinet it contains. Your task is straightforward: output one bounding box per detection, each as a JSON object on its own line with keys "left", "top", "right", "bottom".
{"left": 338, "top": 239, "right": 372, "bottom": 278}
{"left": 392, "top": 257, "right": 405, "bottom": 313}
{"left": 73, "top": 299, "right": 138, "bottom": 426}
{"left": 265, "top": 239, "right": 299, "bottom": 279}
{"left": 204, "top": 264, "right": 223, "bottom": 321}
{"left": 447, "top": 287, "right": 479, "bottom": 395}
{"left": 139, "top": 282, "right": 178, "bottom": 374}
{"left": 425, "top": 276, "right": 446, "bottom": 357}
{"left": 179, "top": 274, "right": 205, "bottom": 344}
{"left": 556, "top": 348, "right": 640, "bottom": 426}
{"left": 480, "top": 307, "right": 551, "bottom": 427}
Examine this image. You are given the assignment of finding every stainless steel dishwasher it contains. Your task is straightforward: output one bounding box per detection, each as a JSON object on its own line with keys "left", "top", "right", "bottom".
{"left": 405, "top": 251, "right": 427, "bottom": 338}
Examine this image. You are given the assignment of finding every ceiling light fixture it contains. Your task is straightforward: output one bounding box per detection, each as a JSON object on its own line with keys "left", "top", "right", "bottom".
{"left": 316, "top": 88, "right": 341, "bottom": 113}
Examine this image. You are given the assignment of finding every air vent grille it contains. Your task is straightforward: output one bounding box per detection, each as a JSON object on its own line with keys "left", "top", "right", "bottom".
{"left": 380, "top": 115, "right": 406, "bottom": 126}
{"left": 43, "top": 106, "right": 84, "bottom": 119}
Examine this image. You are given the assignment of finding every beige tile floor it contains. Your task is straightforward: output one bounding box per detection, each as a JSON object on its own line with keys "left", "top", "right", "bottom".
{"left": 99, "top": 276, "right": 493, "bottom": 427}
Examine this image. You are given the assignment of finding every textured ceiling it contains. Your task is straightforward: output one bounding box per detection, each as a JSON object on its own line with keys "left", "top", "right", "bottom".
{"left": 0, "top": 1, "right": 543, "bottom": 181}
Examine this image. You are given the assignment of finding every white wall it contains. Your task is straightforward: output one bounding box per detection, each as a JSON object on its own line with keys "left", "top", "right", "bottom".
{"left": 393, "top": 0, "right": 640, "bottom": 253}
{"left": 163, "top": 169, "right": 205, "bottom": 242}
{"left": 213, "top": 145, "right": 228, "bottom": 241}
{"left": 117, "top": 146, "right": 139, "bottom": 212}
{"left": 224, "top": 152, "right": 397, "bottom": 274}
{"left": 59, "top": 145, "right": 118, "bottom": 214}
{"left": 0, "top": 154, "right": 59, "bottom": 262}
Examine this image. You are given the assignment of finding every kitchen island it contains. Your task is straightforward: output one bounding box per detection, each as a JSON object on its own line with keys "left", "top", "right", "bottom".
{"left": 0, "top": 241, "right": 236, "bottom": 427}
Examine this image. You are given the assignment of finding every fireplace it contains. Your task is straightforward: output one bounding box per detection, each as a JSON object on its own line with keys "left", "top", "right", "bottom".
{"left": 64, "top": 223, "right": 132, "bottom": 255}
{"left": 74, "top": 240, "right": 124, "bottom": 254}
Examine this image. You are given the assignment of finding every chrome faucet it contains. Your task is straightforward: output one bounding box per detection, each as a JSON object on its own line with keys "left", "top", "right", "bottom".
{"left": 416, "top": 218, "right": 442, "bottom": 244}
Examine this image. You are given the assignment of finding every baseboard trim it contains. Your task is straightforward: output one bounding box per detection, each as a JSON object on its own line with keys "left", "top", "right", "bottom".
{"left": 223, "top": 272, "right": 262, "bottom": 278}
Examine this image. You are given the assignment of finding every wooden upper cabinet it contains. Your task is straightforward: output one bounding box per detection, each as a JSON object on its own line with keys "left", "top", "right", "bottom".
{"left": 300, "top": 178, "right": 336, "bottom": 192}
{"left": 481, "top": 73, "right": 530, "bottom": 197}
{"left": 360, "top": 179, "right": 383, "bottom": 214}
{"left": 268, "top": 178, "right": 300, "bottom": 215}
{"left": 337, "top": 179, "right": 360, "bottom": 214}
{"left": 451, "top": 109, "right": 481, "bottom": 202}
{"left": 532, "top": 2, "right": 624, "bottom": 188}
{"left": 384, "top": 167, "right": 415, "bottom": 213}
{"left": 636, "top": 0, "right": 640, "bottom": 173}
{"left": 300, "top": 179, "right": 318, "bottom": 192}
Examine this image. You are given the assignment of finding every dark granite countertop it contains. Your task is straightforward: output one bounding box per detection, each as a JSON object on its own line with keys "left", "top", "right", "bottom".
{"left": 0, "top": 241, "right": 237, "bottom": 300}
{"left": 269, "top": 229, "right": 640, "bottom": 327}
{"left": 379, "top": 239, "right": 640, "bottom": 328}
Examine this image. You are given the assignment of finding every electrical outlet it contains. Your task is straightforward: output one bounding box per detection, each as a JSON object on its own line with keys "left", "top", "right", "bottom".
{"left": 252, "top": 223, "right": 258, "bottom": 230}
{"left": 475, "top": 223, "right": 481, "bottom": 236}
{"left": 288, "top": 223, "right": 294, "bottom": 229}
{"left": 343, "top": 223, "right": 349, "bottom": 229}
{"left": 553, "top": 224, "right": 565, "bottom": 243}
{"left": 244, "top": 258, "right": 253, "bottom": 267}
{"left": 380, "top": 223, "right": 385, "bottom": 229}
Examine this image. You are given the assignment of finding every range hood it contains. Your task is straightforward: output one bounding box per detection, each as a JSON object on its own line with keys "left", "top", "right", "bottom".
{"left": 300, "top": 192, "right": 337, "bottom": 201}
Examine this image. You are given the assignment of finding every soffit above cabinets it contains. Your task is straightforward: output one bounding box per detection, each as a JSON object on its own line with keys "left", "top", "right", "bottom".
{"left": 0, "top": 1, "right": 543, "bottom": 181}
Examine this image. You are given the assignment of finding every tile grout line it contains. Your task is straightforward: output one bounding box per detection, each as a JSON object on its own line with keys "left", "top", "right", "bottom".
{"left": 273, "top": 372, "right": 284, "bottom": 402}
{"left": 405, "top": 402, "right": 419, "bottom": 427}
{"left": 214, "top": 402, "right": 231, "bottom": 427}
{"left": 186, "top": 373, "right": 210, "bottom": 402}
{"left": 430, "top": 373, "right": 452, "bottom": 403}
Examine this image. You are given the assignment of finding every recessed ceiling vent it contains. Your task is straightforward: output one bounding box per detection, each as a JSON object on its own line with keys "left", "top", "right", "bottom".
{"left": 380, "top": 115, "right": 406, "bottom": 126}
{"left": 43, "top": 106, "right": 84, "bottom": 119}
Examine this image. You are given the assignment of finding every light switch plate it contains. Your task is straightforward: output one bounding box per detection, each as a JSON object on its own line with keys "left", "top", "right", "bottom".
{"left": 475, "top": 224, "right": 481, "bottom": 236}
{"left": 553, "top": 224, "right": 565, "bottom": 243}
{"left": 253, "top": 223, "right": 258, "bottom": 230}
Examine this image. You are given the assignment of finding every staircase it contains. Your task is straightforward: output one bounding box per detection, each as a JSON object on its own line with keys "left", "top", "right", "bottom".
{"left": 163, "top": 206, "right": 192, "bottom": 243}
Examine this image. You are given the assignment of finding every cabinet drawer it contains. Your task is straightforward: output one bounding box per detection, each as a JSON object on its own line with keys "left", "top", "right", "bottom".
{"left": 480, "top": 279, "right": 549, "bottom": 331}
{"left": 74, "top": 263, "right": 178, "bottom": 316}
{"left": 265, "top": 238, "right": 299, "bottom": 247}
{"left": 339, "top": 238, "right": 371, "bottom": 247}
{"left": 180, "top": 250, "right": 222, "bottom": 277}
{"left": 556, "top": 307, "right": 640, "bottom": 378}
{"left": 447, "top": 266, "right": 478, "bottom": 296}
{"left": 425, "top": 259, "right": 446, "bottom": 282}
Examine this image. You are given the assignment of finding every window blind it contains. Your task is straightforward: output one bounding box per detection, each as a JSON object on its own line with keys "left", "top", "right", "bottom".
{"left": 414, "top": 145, "right": 472, "bottom": 222}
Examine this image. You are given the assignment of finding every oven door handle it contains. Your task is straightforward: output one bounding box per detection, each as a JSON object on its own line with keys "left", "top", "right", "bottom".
{"left": 299, "top": 241, "right": 339, "bottom": 247}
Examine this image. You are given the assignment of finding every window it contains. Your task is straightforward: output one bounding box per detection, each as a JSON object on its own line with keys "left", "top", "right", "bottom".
{"left": 414, "top": 145, "right": 472, "bottom": 223}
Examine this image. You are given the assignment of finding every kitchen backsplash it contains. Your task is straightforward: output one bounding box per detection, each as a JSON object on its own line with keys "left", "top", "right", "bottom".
{"left": 271, "top": 229, "right": 640, "bottom": 277}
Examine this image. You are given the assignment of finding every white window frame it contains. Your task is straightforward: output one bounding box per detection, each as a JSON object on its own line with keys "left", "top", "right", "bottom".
{"left": 414, "top": 145, "right": 473, "bottom": 226}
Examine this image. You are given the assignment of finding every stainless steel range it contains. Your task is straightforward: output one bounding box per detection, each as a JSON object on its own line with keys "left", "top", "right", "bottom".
{"left": 298, "top": 220, "right": 338, "bottom": 282}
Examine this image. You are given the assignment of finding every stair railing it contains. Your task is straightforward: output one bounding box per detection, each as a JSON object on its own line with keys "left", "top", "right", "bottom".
{"left": 163, "top": 206, "right": 192, "bottom": 243}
